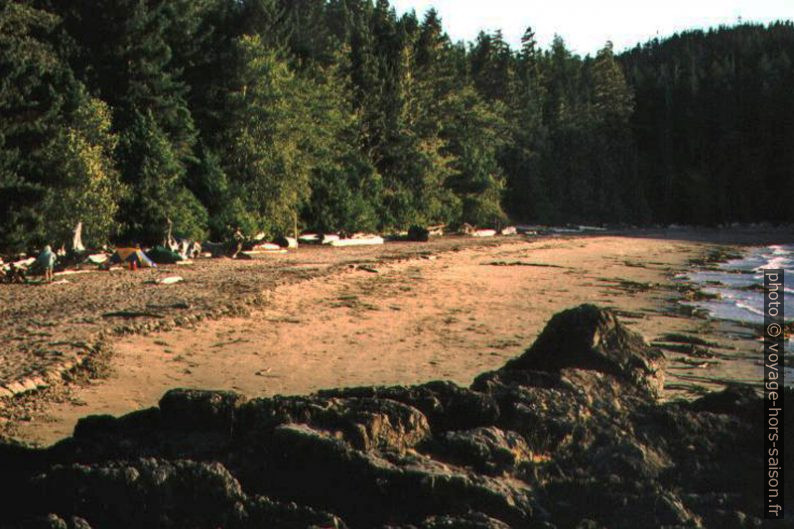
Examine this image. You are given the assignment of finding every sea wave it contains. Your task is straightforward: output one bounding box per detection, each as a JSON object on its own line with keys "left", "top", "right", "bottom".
{"left": 680, "top": 244, "right": 793, "bottom": 324}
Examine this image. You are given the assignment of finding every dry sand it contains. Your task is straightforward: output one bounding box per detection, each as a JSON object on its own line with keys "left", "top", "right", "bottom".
{"left": 12, "top": 233, "right": 772, "bottom": 446}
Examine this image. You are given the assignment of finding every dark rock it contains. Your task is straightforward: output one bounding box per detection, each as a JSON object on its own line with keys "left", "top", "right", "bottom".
{"left": 317, "top": 381, "right": 500, "bottom": 432}
{"left": 504, "top": 305, "right": 666, "bottom": 397}
{"left": 247, "top": 422, "right": 537, "bottom": 527}
{"left": 383, "top": 512, "right": 513, "bottom": 528}
{"left": 688, "top": 383, "right": 759, "bottom": 419}
{"left": 236, "top": 395, "right": 430, "bottom": 452}
{"left": 159, "top": 389, "right": 247, "bottom": 433}
{"left": 407, "top": 226, "right": 430, "bottom": 242}
{"left": 427, "top": 427, "right": 533, "bottom": 475}
{"left": 19, "top": 458, "right": 343, "bottom": 529}
{"left": 0, "top": 305, "right": 781, "bottom": 529}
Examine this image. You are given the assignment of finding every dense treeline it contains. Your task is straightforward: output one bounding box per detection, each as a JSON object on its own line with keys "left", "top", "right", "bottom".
{"left": 0, "top": 0, "right": 792, "bottom": 252}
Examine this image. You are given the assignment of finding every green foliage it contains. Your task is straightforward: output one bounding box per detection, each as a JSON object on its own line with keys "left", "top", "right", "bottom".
{"left": 622, "top": 22, "right": 794, "bottom": 224}
{"left": 0, "top": 2, "right": 97, "bottom": 251}
{"left": 41, "top": 94, "right": 125, "bottom": 247}
{"left": 116, "top": 112, "right": 207, "bottom": 244}
{"left": 219, "top": 35, "right": 315, "bottom": 238}
{"left": 442, "top": 87, "right": 508, "bottom": 226}
{"left": 1, "top": 2, "right": 792, "bottom": 253}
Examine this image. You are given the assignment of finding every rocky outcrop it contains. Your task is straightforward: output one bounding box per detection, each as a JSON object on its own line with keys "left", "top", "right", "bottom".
{"left": 0, "top": 305, "right": 784, "bottom": 529}
{"left": 502, "top": 304, "right": 666, "bottom": 397}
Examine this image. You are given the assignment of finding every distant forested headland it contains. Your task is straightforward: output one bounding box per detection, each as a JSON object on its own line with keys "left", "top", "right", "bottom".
{"left": 1, "top": 0, "right": 792, "bottom": 251}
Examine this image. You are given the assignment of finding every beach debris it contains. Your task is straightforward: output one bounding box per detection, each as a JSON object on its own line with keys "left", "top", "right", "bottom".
{"left": 86, "top": 253, "right": 109, "bottom": 265}
{"left": 516, "top": 225, "right": 541, "bottom": 235}
{"left": 329, "top": 234, "right": 384, "bottom": 247}
{"left": 484, "top": 261, "right": 564, "bottom": 268}
{"left": 162, "top": 219, "right": 202, "bottom": 259}
{"left": 147, "top": 301, "right": 191, "bottom": 310}
{"left": 274, "top": 236, "right": 299, "bottom": 249}
{"left": 11, "top": 257, "right": 36, "bottom": 269}
{"left": 459, "top": 224, "right": 497, "bottom": 237}
{"left": 427, "top": 224, "right": 445, "bottom": 237}
{"left": 457, "top": 223, "right": 498, "bottom": 237}
{"left": 155, "top": 276, "right": 184, "bottom": 285}
{"left": 677, "top": 357, "right": 717, "bottom": 368}
{"left": 298, "top": 233, "right": 321, "bottom": 244}
{"left": 250, "top": 242, "right": 282, "bottom": 252}
{"left": 651, "top": 342, "right": 718, "bottom": 358}
{"left": 102, "top": 310, "right": 164, "bottom": 319}
{"left": 71, "top": 221, "right": 85, "bottom": 252}
{"left": 36, "top": 245, "right": 57, "bottom": 281}
{"left": 603, "top": 278, "right": 656, "bottom": 293}
{"left": 298, "top": 233, "right": 342, "bottom": 245}
{"left": 239, "top": 248, "right": 288, "bottom": 259}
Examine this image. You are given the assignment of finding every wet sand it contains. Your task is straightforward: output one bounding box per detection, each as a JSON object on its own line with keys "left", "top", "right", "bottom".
{"left": 11, "top": 233, "right": 771, "bottom": 446}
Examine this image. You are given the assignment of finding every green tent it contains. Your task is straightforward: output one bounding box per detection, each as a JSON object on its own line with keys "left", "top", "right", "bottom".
{"left": 146, "top": 246, "right": 185, "bottom": 265}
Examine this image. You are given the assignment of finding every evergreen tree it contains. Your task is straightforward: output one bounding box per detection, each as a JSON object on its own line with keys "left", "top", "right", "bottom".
{"left": 2, "top": 1, "right": 793, "bottom": 254}
{"left": 442, "top": 87, "right": 508, "bottom": 227}
{"left": 52, "top": 0, "right": 198, "bottom": 159}
{"left": 116, "top": 111, "right": 207, "bottom": 244}
{"left": 589, "top": 42, "right": 640, "bottom": 223}
{"left": 0, "top": 2, "right": 121, "bottom": 250}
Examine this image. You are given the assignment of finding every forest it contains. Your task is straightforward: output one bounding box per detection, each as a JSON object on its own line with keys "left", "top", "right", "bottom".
{"left": 0, "top": 0, "right": 792, "bottom": 251}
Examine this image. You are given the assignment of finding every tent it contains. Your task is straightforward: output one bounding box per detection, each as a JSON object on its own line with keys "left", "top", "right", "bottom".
{"left": 146, "top": 245, "right": 184, "bottom": 264}
{"left": 109, "top": 248, "right": 157, "bottom": 268}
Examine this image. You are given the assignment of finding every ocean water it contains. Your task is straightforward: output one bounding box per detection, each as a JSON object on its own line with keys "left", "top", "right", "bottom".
{"left": 678, "top": 244, "right": 794, "bottom": 324}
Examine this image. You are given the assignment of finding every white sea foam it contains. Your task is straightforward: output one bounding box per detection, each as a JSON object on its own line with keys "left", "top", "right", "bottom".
{"left": 680, "top": 244, "right": 794, "bottom": 324}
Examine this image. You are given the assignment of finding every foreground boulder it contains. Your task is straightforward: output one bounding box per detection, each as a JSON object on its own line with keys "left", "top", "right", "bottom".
{"left": 0, "top": 305, "right": 784, "bottom": 528}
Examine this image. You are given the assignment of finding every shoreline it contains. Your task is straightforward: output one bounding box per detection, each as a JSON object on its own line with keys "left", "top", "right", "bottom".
{"left": 5, "top": 230, "right": 789, "bottom": 446}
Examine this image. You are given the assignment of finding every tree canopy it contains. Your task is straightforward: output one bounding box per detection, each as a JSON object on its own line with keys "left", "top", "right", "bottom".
{"left": 0, "top": 0, "right": 791, "bottom": 252}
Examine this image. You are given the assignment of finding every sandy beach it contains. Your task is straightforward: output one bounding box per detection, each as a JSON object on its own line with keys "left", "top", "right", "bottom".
{"left": 4, "top": 230, "right": 785, "bottom": 446}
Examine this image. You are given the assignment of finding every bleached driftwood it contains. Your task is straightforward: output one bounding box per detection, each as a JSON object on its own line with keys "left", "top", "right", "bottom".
{"left": 329, "top": 236, "right": 384, "bottom": 247}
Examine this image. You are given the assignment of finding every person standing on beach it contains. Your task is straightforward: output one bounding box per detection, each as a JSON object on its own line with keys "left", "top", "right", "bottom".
{"left": 36, "top": 245, "right": 56, "bottom": 282}
{"left": 231, "top": 227, "right": 244, "bottom": 259}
